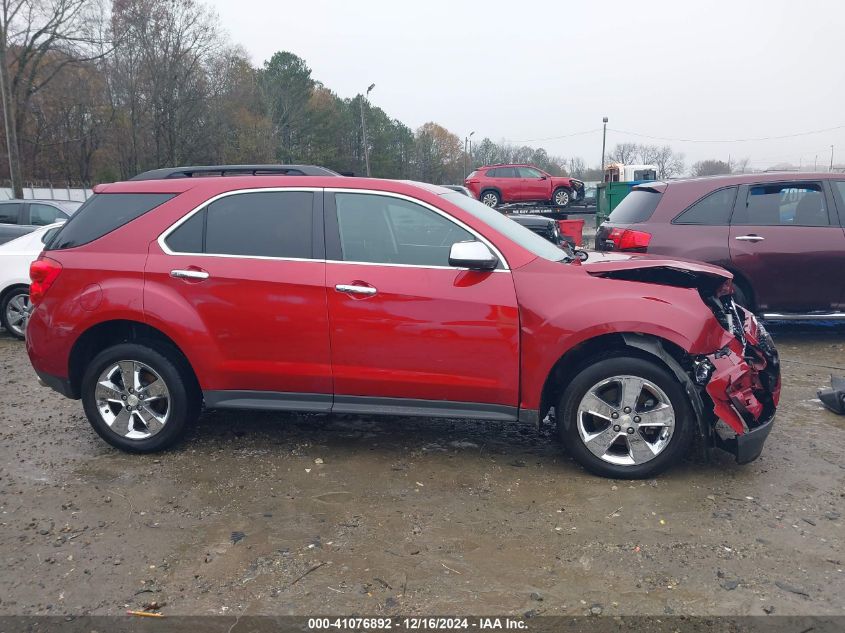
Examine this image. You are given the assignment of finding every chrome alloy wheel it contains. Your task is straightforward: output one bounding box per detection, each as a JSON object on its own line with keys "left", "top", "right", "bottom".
{"left": 5, "top": 292, "right": 29, "bottom": 337}
{"left": 554, "top": 189, "right": 570, "bottom": 206}
{"left": 481, "top": 192, "right": 499, "bottom": 207}
{"left": 94, "top": 361, "right": 171, "bottom": 440}
{"left": 576, "top": 375, "right": 675, "bottom": 466}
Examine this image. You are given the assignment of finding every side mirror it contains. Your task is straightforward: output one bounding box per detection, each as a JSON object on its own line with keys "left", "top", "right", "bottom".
{"left": 539, "top": 175, "right": 547, "bottom": 180}
{"left": 449, "top": 241, "right": 498, "bottom": 271}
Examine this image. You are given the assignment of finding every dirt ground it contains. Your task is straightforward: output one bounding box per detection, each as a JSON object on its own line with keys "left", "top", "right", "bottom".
{"left": 0, "top": 322, "right": 843, "bottom": 618}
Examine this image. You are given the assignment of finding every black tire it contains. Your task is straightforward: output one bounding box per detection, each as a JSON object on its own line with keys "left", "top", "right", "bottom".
{"left": 558, "top": 354, "right": 694, "bottom": 479}
{"left": 552, "top": 187, "right": 572, "bottom": 208}
{"left": 480, "top": 190, "right": 500, "bottom": 208}
{"left": 0, "top": 286, "right": 29, "bottom": 340}
{"left": 81, "top": 342, "right": 200, "bottom": 453}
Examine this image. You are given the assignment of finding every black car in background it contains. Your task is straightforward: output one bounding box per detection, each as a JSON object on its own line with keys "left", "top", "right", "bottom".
{"left": 508, "top": 214, "right": 569, "bottom": 247}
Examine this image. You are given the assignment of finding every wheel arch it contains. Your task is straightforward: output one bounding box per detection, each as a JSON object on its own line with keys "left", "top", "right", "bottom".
{"left": 538, "top": 332, "right": 709, "bottom": 441}
{"left": 479, "top": 187, "right": 503, "bottom": 203}
{"left": 68, "top": 319, "right": 200, "bottom": 399}
{"left": 722, "top": 267, "right": 756, "bottom": 311}
{"left": 0, "top": 282, "right": 29, "bottom": 305}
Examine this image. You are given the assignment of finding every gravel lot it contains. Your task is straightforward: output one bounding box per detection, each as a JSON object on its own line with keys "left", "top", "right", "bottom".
{"left": 0, "top": 323, "right": 843, "bottom": 617}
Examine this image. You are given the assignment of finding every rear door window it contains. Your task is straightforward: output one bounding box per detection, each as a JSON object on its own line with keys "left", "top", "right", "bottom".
{"left": 48, "top": 193, "right": 175, "bottom": 249}
{"left": 0, "top": 202, "right": 22, "bottom": 224}
{"left": 733, "top": 182, "right": 829, "bottom": 226}
{"left": 28, "top": 203, "right": 69, "bottom": 226}
{"left": 608, "top": 189, "right": 662, "bottom": 224}
{"left": 165, "top": 191, "right": 314, "bottom": 259}
{"left": 673, "top": 187, "right": 737, "bottom": 225}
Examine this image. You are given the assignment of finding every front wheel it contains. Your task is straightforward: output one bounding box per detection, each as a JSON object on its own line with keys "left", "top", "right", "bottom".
{"left": 552, "top": 188, "right": 571, "bottom": 207}
{"left": 558, "top": 355, "right": 694, "bottom": 478}
{"left": 81, "top": 343, "right": 200, "bottom": 452}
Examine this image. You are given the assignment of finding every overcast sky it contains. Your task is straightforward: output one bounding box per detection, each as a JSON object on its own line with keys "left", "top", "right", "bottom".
{"left": 208, "top": 0, "right": 844, "bottom": 170}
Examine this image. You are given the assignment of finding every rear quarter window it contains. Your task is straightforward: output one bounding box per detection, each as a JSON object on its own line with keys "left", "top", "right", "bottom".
{"left": 47, "top": 193, "right": 175, "bottom": 250}
{"left": 608, "top": 189, "right": 663, "bottom": 224}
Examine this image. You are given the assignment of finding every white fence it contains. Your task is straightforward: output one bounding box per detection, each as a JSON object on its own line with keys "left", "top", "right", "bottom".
{"left": 0, "top": 185, "right": 93, "bottom": 202}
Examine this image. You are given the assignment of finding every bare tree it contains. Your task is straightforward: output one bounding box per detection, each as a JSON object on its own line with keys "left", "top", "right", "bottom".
{"left": 691, "top": 159, "right": 731, "bottom": 177}
{"left": 610, "top": 142, "right": 638, "bottom": 165}
{"left": 651, "top": 145, "right": 685, "bottom": 179}
{"left": 0, "top": 0, "right": 108, "bottom": 195}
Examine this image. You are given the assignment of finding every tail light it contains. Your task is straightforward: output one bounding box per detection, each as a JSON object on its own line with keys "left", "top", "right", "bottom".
{"left": 607, "top": 227, "right": 651, "bottom": 252}
{"left": 29, "top": 257, "right": 62, "bottom": 305}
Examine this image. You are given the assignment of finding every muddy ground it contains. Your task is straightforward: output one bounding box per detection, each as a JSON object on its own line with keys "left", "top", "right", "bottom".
{"left": 0, "top": 323, "right": 843, "bottom": 618}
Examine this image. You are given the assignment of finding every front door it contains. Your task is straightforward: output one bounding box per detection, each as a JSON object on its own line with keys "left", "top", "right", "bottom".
{"left": 324, "top": 191, "right": 520, "bottom": 415}
{"left": 145, "top": 189, "right": 333, "bottom": 403}
{"left": 518, "top": 167, "right": 549, "bottom": 202}
{"left": 729, "top": 180, "right": 845, "bottom": 313}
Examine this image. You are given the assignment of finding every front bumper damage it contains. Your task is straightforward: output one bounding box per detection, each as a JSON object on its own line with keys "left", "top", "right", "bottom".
{"left": 700, "top": 306, "right": 781, "bottom": 463}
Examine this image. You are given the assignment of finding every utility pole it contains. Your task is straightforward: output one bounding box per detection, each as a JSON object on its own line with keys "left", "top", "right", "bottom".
{"left": 814, "top": 155, "right": 818, "bottom": 170}
{"left": 466, "top": 131, "right": 475, "bottom": 175}
{"left": 600, "top": 117, "right": 609, "bottom": 177}
{"left": 830, "top": 145, "right": 835, "bottom": 172}
{"left": 0, "top": 34, "right": 22, "bottom": 199}
{"left": 360, "top": 83, "right": 375, "bottom": 177}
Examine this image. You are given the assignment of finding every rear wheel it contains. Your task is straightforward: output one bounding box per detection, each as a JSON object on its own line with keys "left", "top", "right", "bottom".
{"left": 558, "top": 355, "right": 694, "bottom": 478}
{"left": 1, "top": 286, "right": 29, "bottom": 340}
{"left": 480, "top": 190, "right": 500, "bottom": 208}
{"left": 552, "top": 188, "right": 571, "bottom": 208}
{"left": 81, "top": 343, "right": 200, "bottom": 452}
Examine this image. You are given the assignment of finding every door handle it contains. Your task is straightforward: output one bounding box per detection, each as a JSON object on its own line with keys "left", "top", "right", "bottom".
{"left": 335, "top": 284, "right": 377, "bottom": 296}
{"left": 170, "top": 269, "right": 210, "bottom": 280}
{"left": 734, "top": 235, "right": 765, "bottom": 242}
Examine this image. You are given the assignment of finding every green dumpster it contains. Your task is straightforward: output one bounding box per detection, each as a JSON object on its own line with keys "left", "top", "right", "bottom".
{"left": 596, "top": 181, "right": 637, "bottom": 227}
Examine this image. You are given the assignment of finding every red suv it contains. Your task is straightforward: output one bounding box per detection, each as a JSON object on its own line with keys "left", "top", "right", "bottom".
{"left": 595, "top": 173, "right": 845, "bottom": 317}
{"left": 26, "top": 166, "right": 779, "bottom": 478}
{"left": 465, "top": 164, "right": 583, "bottom": 208}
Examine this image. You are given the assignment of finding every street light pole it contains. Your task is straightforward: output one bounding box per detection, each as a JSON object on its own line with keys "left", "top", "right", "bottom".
{"left": 830, "top": 145, "right": 835, "bottom": 172}
{"left": 600, "top": 116, "right": 608, "bottom": 177}
{"left": 360, "top": 83, "right": 375, "bottom": 177}
{"left": 466, "top": 131, "right": 475, "bottom": 176}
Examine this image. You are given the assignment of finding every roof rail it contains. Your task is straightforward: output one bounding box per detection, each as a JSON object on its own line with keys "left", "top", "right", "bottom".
{"left": 130, "top": 164, "right": 342, "bottom": 181}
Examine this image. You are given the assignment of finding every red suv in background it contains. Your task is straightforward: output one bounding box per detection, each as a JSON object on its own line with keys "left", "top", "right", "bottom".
{"left": 595, "top": 173, "right": 845, "bottom": 317}
{"left": 26, "top": 166, "right": 779, "bottom": 478}
{"left": 465, "top": 164, "right": 583, "bottom": 208}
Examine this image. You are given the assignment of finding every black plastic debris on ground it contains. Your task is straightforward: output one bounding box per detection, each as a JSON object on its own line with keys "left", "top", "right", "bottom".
{"left": 231, "top": 531, "right": 246, "bottom": 544}
{"left": 818, "top": 375, "right": 845, "bottom": 414}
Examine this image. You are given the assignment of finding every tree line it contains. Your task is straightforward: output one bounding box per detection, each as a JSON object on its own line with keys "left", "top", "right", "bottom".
{"left": 0, "top": 0, "right": 576, "bottom": 195}
{"left": 0, "top": 0, "right": 756, "bottom": 198}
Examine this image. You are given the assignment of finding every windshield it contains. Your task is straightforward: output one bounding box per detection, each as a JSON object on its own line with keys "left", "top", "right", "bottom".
{"left": 442, "top": 192, "right": 569, "bottom": 262}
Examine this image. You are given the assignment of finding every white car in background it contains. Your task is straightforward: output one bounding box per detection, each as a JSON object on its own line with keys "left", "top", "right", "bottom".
{"left": 0, "top": 222, "right": 63, "bottom": 339}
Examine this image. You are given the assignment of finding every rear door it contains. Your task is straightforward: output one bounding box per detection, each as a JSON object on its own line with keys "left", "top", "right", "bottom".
{"left": 729, "top": 180, "right": 845, "bottom": 313}
{"left": 147, "top": 189, "right": 333, "bottom": 404}
{"left": 495, "top": 167, "right": 521, "bottom": 202}
{"left": 324, "top": 190, "right": 520, "bottom": 414}
{"left": 667, "top": 185, "right": 736, "bottom": 269}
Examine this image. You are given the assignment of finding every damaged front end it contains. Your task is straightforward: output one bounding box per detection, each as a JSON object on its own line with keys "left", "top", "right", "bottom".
{"left": 583, "top": 254, "right": 781, "bottom": 463}
{"left": 697, "top": 290, "right": 781, "bottom": 463}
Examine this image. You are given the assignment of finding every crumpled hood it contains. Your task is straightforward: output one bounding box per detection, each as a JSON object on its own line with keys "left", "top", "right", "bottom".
{"left": 580, "top": 251, "right": 733, "bottom": 292}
